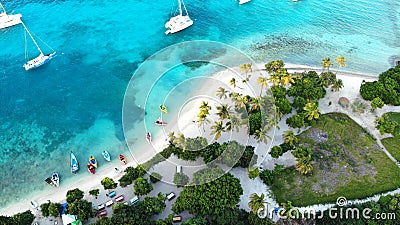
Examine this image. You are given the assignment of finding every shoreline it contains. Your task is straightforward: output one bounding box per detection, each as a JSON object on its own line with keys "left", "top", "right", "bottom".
{"left": 0, "top": 62, "right": 384, "bottom": 216}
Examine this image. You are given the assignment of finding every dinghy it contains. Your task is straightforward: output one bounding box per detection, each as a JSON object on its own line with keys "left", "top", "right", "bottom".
{"left": 146, "top": 132, "right": 152, "bottom": 143}
{"left": 87, "top": 164, "right": 95, "bottom": 174}
{"left": 119, "top": 154, "right": 127, "bottom": 165}
{"left": 159, "top": 105, "right": 168, "bottom": 113}
{"left": 70, "top": 151, "right": 79, "bottom": 173}
{"left": 102, "top": 150, "right": 111, "bottom": 162}
{"left": 51, "top": 172, "right": 60, "bottom": 187}
{"left": 155, "top": 118, "right": 167, "bottom": 126}
{"left": 89, "top": 156, "right": 98, "bottom": 168}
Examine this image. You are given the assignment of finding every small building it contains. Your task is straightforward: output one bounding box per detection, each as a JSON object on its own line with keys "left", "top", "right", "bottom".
{"left": 338, "top": 97, "right": 350, "bottom": 108}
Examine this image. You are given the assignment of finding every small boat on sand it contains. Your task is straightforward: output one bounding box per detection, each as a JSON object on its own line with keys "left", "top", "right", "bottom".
{"left": 119, "top": 154, "right": 127, "bottom": 165}
{"left": 159, "top": 105, "right": 168, "bottom": 113}
{"left": 30, "top": 201, "right": 39, "bottom": 209}
{"left": 89, "top": 156, "right": 98, "bottom": 168}
{"left": 102, "top": 150, "right": 111, "bottom": 162}
{"left": 115, "top": 167, "right": 122, "bottom": 173}
{"left": 87, "top": 164, "right": 95, "bottom": 174}
{"left": 70, "top": 151, "right": 79, "bottom": 173}
{"left": 155, "top": 118, "right": 167, "bottom": 126}
{"left": 51, "top": 172, "right": 60, "bottom": 187}
{"left": 146, "top": 132, "right": 152, "bottom": 143}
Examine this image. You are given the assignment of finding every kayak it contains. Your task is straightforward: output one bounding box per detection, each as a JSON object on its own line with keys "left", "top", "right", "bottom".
{"left": 155, "top": 118, "right": 167, "bottom": 126}
{"left": 146, "top": 132, "right": 151, "bottom": 143}
{"left": 51, "top": 172, "right": 60, "bottom": 187}
{"left": 70, "top": 151, "right": 79, "bottom": 173}
{"left": 87, "top": 164, "right": 95, "bottom": 174}
{"left": 102, "top": 150, "right": 111, "bottom": 162}
{"left": 119, "top": 154, "right": 127, "bottom": 165}
{"left": 159, "top": 105, "right": 168, "bottom": 113}
{"left": 89, "top": 156, "right": 98, "bottom": 168}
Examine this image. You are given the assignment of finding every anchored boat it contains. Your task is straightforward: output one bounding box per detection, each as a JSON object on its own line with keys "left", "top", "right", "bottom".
{"left": 165, "top": 0, "right": 193, "bottom": 35}
{"left": 0, "top": 2, "right": 22, "bottom": 29}
{"left": 21, "top": 21, "right": 56, "bottom": 71}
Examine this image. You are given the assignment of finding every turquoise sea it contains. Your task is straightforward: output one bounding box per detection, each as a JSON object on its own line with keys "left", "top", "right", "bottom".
{"left": 0, "top": 0, "right": 399, "bottom": 209}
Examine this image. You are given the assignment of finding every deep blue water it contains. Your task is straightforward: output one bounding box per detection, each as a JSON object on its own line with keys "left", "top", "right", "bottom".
{"left": 0, "top": 0, "right": 399, "bottom": 209}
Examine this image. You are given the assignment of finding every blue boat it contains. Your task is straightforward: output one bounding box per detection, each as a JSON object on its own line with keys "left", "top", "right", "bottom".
{"left": 70, "top": 151, "right": 79, "bottom": 173}
{"left": 102, "top": 150, "right": 111, "bottom": 162}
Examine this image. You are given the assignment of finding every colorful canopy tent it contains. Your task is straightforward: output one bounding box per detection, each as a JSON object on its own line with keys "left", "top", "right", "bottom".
{"left": 61, "top": 202, "right": 82, "bottom": 225}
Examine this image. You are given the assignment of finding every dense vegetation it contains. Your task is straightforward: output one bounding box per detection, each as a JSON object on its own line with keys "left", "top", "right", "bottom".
{"left": 272, "top": 113, "right": 400, "bottom": 206}
{"left": 360, "top": 65, "right": 400, "bottom": 105}
{"left": 0, "top": 211, "right": 35, "bottom": 225}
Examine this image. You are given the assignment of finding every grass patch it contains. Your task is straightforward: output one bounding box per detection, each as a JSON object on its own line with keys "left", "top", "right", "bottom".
{"left": 382, "top": 137, "right": 400, "bottom": 162}
{"left": 271, "top": 113, "right": 400, "bottom": 206}
{"left": 387, "top": 112, "right": 400, "bottom": 135}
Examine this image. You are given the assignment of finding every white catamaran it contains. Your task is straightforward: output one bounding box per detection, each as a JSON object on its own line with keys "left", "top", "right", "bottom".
{"left": 0, "top": 2, "right": 22, "bottom": 29}
{"left": 165, "top": 0, "right": 193, "bottom": 35}
{"left": 21, "top": 22, "right": 57, "bottom": 71}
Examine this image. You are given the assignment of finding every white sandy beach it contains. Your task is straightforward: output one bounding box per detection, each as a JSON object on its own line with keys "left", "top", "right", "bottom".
{"left": 3, "top": 62, "right": 397, "bottom": 219}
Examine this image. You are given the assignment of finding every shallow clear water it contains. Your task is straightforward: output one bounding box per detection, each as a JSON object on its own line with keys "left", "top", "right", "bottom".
{"left": 0, "top": 0, "right": 399, "bottom": 209}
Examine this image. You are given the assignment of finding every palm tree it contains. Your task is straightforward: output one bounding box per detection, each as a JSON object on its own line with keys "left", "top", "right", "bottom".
{"left": 168, "top": 131, "right": 176, "bottom": 144}
{"left": 303, "top": 102, "right": 320, "bottom": 120}
{"left": 197, "top": 110, "right": 210, "bottom": 131}
{"left": 279, "top": 70, "right": 296, "bottom": 86}
{"left": 255, "top": 126, "right": 271, "bottom": 144}
{"left": 265, "top": 60, "right": 284, "bottom": 74}
{"left": 210, "top": 121, "right": 225, "bottom": 140}
{"left": 200, "top": 101, "right": 211, "bottom": 112}
{"left": 216, "top": 104, "right": 231, "bottom": 120}
{"left": 296, "top": 156, "right": 313, "bottom": 175}
{"left": 240, "top": 63, "right": 253, "bottom": 74}
{"left": 216, "top": 87, "right": 229, "bottom": 99}
{"left": 282, "top": 130, "right": 298, "bottom": 147}
{"left": 248, "top": 193, "right": 267, "bottom": 214}
{"left": 226, "top": 115, "right": 241, "bottom": 132}
{"left": 331, "top": 79, "right": 344, "bottom": 92}
{"left": 322, "top": 57, "right": 334, "bottom": 72}
{"left": 173, "top": 133, "right": 186, "bottom": 149}
{"left": 236, "top": 95, "right": 250, "bottom": 110}
{"left": 268, "top": 73, "right": 280, "bottom": 86}
{"left": 257, "top": 76, "right": 268, "bottom": 95}
{"left": 250, "top": 96, "right": 262, "bottom": 112}
{"left": 229, "top": 78, "right": 237, "bottom": 88}
{"left": 335, "top": 56, "right": 347, "bottom": 74}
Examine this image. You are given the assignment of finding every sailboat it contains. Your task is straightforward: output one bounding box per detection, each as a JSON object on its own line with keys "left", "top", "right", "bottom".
{"left": 0, "top": 2, "right": 22, "bottom": 29}
{"left": 165, "top": 0, "right": 193, "bottom": 35}
{"left": 21, "top": 22, "right": 57, "bottom": 71}
{"left": 70, "top": 151, "right": 79, "bottom": 173}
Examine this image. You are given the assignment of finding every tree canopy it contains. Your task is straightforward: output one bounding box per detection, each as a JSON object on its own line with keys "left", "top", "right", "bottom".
{"left": 360, "top": 65, "right": 400, "bottom": 105}
{"left": 172, "top": 172, "right": 243, "bottom": 216}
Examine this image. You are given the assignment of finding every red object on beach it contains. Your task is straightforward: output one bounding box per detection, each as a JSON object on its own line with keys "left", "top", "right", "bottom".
{"left": 146, "top": 132, "right": 151, "bottom": 143}
{"left": 155, "top": 118, "right": 167, "bottom": 126}
{"left": 119, "top": 154, "right": 127, "bottom": 164}
{"left": 87, "top": 164, "right": 95, "bottom": 174}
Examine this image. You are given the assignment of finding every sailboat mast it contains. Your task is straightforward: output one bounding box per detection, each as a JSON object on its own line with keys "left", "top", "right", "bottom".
{"left": 21, "top": 22, "right": 43, "bottom": 55}
{"left": 178, "top": 0, "right": 182, "bottom": 16}
{"left": 181, "top": 0, "right": 189, "bottom": 16}
{"left": 0, "top": 3, "right": 8, "bottom": 15}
